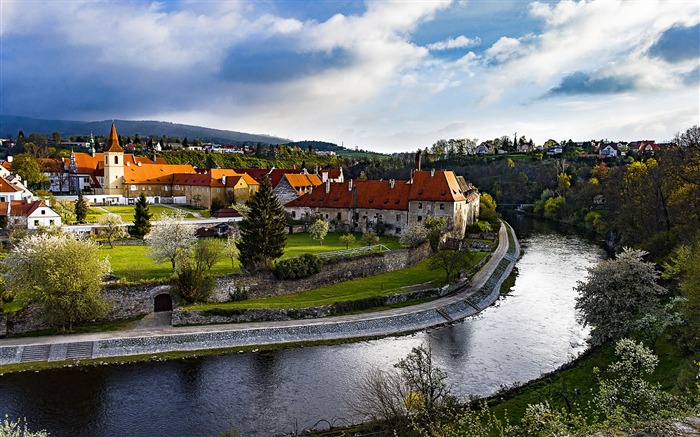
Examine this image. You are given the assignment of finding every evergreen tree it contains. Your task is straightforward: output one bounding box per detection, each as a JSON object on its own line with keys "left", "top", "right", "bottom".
{"left": 237, "top": 176, "right": 287, "bottom": 272}
{"left": 74, "top": 190, "right": 88, "bottom": 223}
{"left": 132, "top": 193, "right": 152, "bottom": 238}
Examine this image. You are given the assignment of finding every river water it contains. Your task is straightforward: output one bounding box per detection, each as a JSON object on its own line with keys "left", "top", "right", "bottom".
{"left": 0, "top": 216, "right": 605, "bottom": 436}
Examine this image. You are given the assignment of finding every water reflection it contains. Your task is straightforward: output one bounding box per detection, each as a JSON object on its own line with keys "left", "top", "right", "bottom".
{"left": 0, "top": 216, "right": 603, "bottom": 436}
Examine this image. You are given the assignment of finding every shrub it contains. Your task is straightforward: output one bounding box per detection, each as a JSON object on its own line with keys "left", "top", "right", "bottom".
{"left": 272, "top": 253, "right": 323, "bottom": 280}
{"left": 176, "top": 266, "right": 215, "bottom": 304}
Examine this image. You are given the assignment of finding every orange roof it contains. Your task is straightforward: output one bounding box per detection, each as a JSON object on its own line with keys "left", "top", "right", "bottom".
{"left": 235, "top": 168, "right": 303, "bottom": 186}
{"left": 2, "top": 161, "right": 12, "bottom": 170}
{"left": 287, "top": 180, "right": 412, "bottom": 211}
{"left": 409, "top": 171, "right": 467, "bottom": 202}
{"left": 124, "top": 164, "right": 196, "bottom": 184}
{"left": 284, "top": 173, "right": 323, "bottom": 191}
{"left": 103, "top": 123, "right": 123, "bottom": 152}
{"left": 0, "top": 176, "right": 23, "bottom": 193}
{"left": 10, "top": 200, "right": 47, "bottom": 217}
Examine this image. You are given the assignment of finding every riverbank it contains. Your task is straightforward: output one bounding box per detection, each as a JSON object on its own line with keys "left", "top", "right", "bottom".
{"left": 0, "top": 222, "right": 519, "bottom": 370}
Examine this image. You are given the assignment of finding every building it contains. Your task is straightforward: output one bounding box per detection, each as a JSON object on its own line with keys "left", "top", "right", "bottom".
{"left": 172, "top": 169, "right": 259, "bottom": 207}
{"left": 1, "top": 200, "right": 61, "bottom": 229}
{"left": 273, "top": 173, "right": 323, "bottom": 204}
{"left": 285, "top": 170, "right": 480, "bottom": 238}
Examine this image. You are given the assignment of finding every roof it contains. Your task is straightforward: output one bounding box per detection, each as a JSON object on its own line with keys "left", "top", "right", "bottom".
{"left": 124, "top": 164, "right": 196, "bottom": 184}
{"left": 103, "top": 123, "right": 124, "bottom": 153}
{"left": 283, "top": 173, "right": 323, "bottom": 191}
{"left": 235, "top": 168, "right": 304, "bottom": 186}
{"left": 287, "top": 179, "right": 412, "bottom": 211}
{"left": 213, "top": 208, "right": 242, "bottom": 218}
{"left": 172, "top": 169, "right": 256, "bottom": 188}
{"left": 10, "top": 200, "right": 48, "bottom": 217}
{"left": 0, "top": 176, "right": 23, "bottom": 193}
{"left": 409, "top": 171, "right": 467, "bottom": 202}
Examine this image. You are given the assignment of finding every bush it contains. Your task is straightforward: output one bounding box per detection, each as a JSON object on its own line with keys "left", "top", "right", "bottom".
{"left": 176, "top": 266, "right": 215, "bottom": 304}
{"left": 272, "top": 253, "right": 323, "bottom": 280}
{"left": 229, "top": 287, "right": 248, "bottom": 302}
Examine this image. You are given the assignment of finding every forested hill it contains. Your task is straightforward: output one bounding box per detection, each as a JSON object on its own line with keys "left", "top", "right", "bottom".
{"left": 0, "top": 115, "right": 290, "bottom": 145}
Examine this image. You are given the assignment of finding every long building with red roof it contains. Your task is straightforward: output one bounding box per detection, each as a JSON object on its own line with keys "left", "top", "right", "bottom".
{"left": 285, "top": 170, "right": 479, "bottom": 238}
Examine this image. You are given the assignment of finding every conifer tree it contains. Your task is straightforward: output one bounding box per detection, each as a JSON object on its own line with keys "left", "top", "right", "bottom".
{"left": 132, "top": 193, "right": 152, "bottom": 238}
{"left": 237, "top": 176, "right": 287, "bottom": 272}
{"left": 74, "top": 190, "right": 88, "bottom": 223}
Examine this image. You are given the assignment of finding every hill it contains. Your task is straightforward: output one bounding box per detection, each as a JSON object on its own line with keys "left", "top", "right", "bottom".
{"left": 0, "top": 115, "right": 291, "bottom": 145}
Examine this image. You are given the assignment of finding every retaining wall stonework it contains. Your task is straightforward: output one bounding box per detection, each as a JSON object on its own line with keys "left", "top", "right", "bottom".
{"left": 211, "top": 242, "right": 431, "bottom": 301}
{"left": 0, "top": 315, "right": 6, "bottom": 337}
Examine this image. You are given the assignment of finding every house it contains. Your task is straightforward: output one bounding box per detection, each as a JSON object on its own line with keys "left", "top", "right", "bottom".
{"left": 273, "top": 173, "right": 323, "bottom": 204}
{"left": 629, "top": 140, "right": 659, "bottom": 155}
{"left": 285, "top": 170, "right": 480, "bottom": 239}
{"left": 599, "top": 143, "right": 619, "bottom": 157}
{"left": 475, "top": 143, "right": 491, "bottom": 155}
{"left": 2, "top": 200, "right": 62, "bottom": 229}
{"left": 0, "top": 175, "right": 32, "bottom": 202}
{"left": 319, "top": 167, "right": 344, "bottom": 183}
{"left": 172, "top": 169, "right": 259, "bottom": 207}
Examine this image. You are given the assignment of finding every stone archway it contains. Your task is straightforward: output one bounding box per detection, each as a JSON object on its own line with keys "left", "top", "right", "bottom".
{"left": 154, "top": 293, "right": 173, "bottom": 312}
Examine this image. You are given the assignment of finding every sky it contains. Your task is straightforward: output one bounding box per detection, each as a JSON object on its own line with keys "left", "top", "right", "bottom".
{"left": 1, "top": 0, "right": 698, "bottom": 153}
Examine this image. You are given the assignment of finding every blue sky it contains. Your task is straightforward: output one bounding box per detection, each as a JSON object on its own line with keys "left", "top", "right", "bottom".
{"left": 1, "top": 0, "right": 698, "bottom": 152}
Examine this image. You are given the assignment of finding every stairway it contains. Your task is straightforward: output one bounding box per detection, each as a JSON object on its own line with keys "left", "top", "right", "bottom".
{"left": 20, "top": 344, "right": 50, "bottom": 363}
{"left": 66, "top": 342, "right": 94, "bottom": 360}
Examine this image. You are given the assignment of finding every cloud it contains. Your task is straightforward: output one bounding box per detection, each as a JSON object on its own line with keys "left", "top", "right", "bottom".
{"left": 648, "top": 24, "right": 700, "bottom": 63}
{"left": 427, "top": 35, "right": 481, "bottom": 51}
{"left": 544, "top": 71, "right": 638, "bottom": 97}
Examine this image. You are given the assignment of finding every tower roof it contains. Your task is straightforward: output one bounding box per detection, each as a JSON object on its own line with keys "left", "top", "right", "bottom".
{"left": 103, "top": 123, "right": 123, "bottom": 153}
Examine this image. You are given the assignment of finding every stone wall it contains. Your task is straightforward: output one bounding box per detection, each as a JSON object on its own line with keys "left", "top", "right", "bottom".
{"left": 103, "top": 283, "right": 173, "bottom": 320}
{"left": 211, "top": 242, "right": 431, "bottom": 301}
{"left": 0, "top": 314, "right": 6, "bottom": 337}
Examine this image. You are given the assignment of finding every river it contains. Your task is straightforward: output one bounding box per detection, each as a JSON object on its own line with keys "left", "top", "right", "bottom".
{"left": 0, "top": 216, "right": 605, "bottom": 436}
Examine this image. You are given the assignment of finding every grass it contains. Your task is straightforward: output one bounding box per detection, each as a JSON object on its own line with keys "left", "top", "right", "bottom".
{"left": 84, "top": 205, "right": 208, "bottom": 223}
{"left": 486, "top": 337, "right": 697, "bottom": 427}
{"left": 184, "top": 252, "right": 486, "bottom": 311}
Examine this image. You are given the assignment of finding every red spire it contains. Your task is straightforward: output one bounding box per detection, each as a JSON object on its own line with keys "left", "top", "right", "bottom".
{"left": 103, "top": 122, "right": 123, "bottom": 152}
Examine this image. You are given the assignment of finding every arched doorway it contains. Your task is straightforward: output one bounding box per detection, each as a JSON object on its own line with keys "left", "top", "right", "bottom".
{"left": 154, "top": 293, "right": 173, "bottom": 312}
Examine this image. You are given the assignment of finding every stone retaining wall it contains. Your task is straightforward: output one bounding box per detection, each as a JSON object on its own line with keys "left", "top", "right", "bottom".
{"left": 211, "top": 242, "right": 431, "bottom": 301}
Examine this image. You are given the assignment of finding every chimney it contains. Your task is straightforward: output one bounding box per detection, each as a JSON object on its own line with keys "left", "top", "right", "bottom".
{"left": 7, "top": 156, "right": 13, "bottom": 163}
{"left": 321, "top": 172, "right": 328, "bottom": 183}
{"left": 431, "top": 168, "right": 435, "bottom": 177}
{"left": 390, "top": 179, "right": 395, "bottom": 189}
{"left": 414, "top": 150, "right": 421, "bottom": 172}
{"left": 326, "top": 180, "right": 331, "bottom": 193}
{"left": 222, "top": 175, "right": 227, "bottom": 186}
{"left": 348, "top": 179, "right": 353, "bottom": 191}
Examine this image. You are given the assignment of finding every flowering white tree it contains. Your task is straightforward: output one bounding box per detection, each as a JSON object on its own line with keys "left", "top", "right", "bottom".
{"left": 146, "top": 210, "right": 197, "bottom": 271}
{"left": 98, "top": 213, "right": 128, "bottom": 248}
{"left": 399, "top": 223, "right": 428, "bottom": 247}
{"left": 4, "top": 233, "right": 109, "bottom": 331}
{"left": 309, "top": 218, "right": 329, "bottom": 245}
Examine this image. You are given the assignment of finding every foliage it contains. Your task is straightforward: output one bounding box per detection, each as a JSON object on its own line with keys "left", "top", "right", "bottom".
{"left": 192, "top": 239, "right": 222, "bottom": 272}
{"left": 478, "top": 192, "right": 500, "bottom": 229}
{"left": 74, "top": 191, "right": 88, "bottom": 223}
{"left": 175, "top": 261, "right": 215, "bottom": 304}
{"left": 221, "top": 237, "right": 239, "bottom": 270}
{"left": 361, "top": 231, "right": 380, "bottom": 246}
{"left": 209, "top": 198, "right": 228, "bottom": 216}
{"left": 309, "top": 219, "right": 329, "bottom": 245}
{"left": 339, "top": 233, "right": 356, "bottom": 249}
{"left": 52, "top": 200, "right": 75, "bottom": 223}
{"left": 146, "top": 210, "right": 197, "bottom": 271}
{"left": 237, "top": 176, "right": 287, "bottom": 272}
{"left": 4, "top": 234, "right": 109, "bottom": 331}
{"left": 11, "top": 153, "right": 47, "bottom": 189}
{"left": 1, "top": 415, "right": 49, "bottom": 437}
{"left": 423, "top": 216, "right": 446, "bottom": 252}
{"left": 131, "top": 193, "right": 152, "bottom": 238}
{"left": 272, "top": 253, "right": 323, "bottom": 280}
{"left": 663, "top": 241, "right": 700, "bottom": 350}
{"left": 399, "top": 223, "right": 428, "bottom": 247}
{"left": 428, "top": 244, "right": 474, "bottom": 284}
{"left": 575, "top": 248, "right": 668, "bottom": 346}
{"left": 97, "top": 213, "right": 128, "bottom": 248}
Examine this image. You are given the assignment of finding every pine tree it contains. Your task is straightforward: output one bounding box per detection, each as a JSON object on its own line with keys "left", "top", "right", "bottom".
{"left": 132, "top": 193, "right": 152, "bottom": 238}
{"left": 74, "top": 190, "right": 88, "bottom": 223}
{"left": 237, "top": 176, "right": 287, "bottom": 272}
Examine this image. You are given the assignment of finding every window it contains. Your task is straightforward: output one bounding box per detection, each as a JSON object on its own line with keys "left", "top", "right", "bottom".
{"left": 114, "top": 156, "right": 119, "bottom": 165}
{"left": 292, "top": 211, "right": 296, "bottom": 218}
{"left": 49, "top": 220, "right": 54, "bottom": 225}
{"left": 396, "top": 214, "right": 400, "bottom": 222}
{"left": 34, "top": 220, "right": 39, "bottom": 226}
{"left": 41, "top": 209, "right": 45, "bottom": 215}
{"left": 417, "top": 215, "right": 423, "bottom": 222}
{"left": 440, "top": 203, "right": 444, "bottom": 210}
{"left": 418, "top": 202, "right": 422, "bottom": 209}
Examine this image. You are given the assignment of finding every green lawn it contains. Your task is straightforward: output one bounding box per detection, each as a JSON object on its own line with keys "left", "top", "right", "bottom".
{"left": 102, "top": 232, "right": 400, "bottom": 283}
{"left": 85, "top": 205, "right": 208, "bottom": 223}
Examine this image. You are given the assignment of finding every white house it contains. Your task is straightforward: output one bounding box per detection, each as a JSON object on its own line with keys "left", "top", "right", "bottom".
{"left": 2, "top": 200, "right": 62, "bottom": 229}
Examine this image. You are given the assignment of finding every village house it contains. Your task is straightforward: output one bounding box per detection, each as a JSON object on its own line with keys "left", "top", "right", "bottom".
{"left": 0, "top": 199, "right": 61, "bottom": 230}
{"left": 172, "top": 169, "right": 259, "bottom": 207}
{"left": 273, "top": 173, "right": 323, "bottom": 204}
{"left": 285, "top": 169, "right": 480, "bottom": 239}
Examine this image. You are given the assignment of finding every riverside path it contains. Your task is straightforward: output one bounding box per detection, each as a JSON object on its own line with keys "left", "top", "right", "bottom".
{"left": 0, "top": 222, "right": 519, "bottom": 366}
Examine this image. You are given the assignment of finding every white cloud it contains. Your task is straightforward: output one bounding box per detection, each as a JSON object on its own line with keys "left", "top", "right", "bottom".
{"left": 427, "top": 35, "right": 481, "bottom": 51}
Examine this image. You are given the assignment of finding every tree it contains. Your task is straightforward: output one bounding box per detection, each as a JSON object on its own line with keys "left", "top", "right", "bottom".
{"left": 210, "top": 198, "right": 227, "bottom": 216}
{"left": 11, "top": 153, "right": 47, "bottom": 189}
{"left": 361, "top": 231, "right": 379, "bottom": 246}
{"left": 339, "top": 233, "right": 356, "bottom": 249}
{"left": 429, "top": 239, "right": 475, "bottom": 284}
{"left": 146, "top": 210, "right": 197, "bottom": 271}
{"left": 309, "top": 218, "right": 329, "bottom": 245}
{"left": 236, "top": 176, "right": 287, "bottom": 272}
{"left": 400, "top": 223, "right": 428, "bottom": 247}
{"left": 192, "top": 239, "right": 222, "bottom": 271}
{"left": 575, "top": 248, "right": 668, "bottom": 345}
{"left": 423, "top": 216, "right": 446, "bottom": 252}
{"left": 98, "top": 213, "right": 127, "bottom": 248}
{"left": 663, "top": 241, "right": 700, "bottom": 349}
{"left": 222, "top": 237, "right": 240, "bottom": 269}
{"left": 74, "top": 190, "right": 88, "bottom": 223}
{"left": 131, "top": 193, "right": 152, "bottom": 238}
{"left": 4, "top": 234, "right": 109, "bottom": 331}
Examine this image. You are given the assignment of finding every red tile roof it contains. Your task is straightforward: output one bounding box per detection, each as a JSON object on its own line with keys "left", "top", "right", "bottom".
{"left": 10, "top": 200, "right": 46, "bottom": 217}
{"left": 0, "top": 177, "right": 23, "bottom": 193}
{"left": 234, "top": 168, "right": 304, "bottom": 186}
{"left": 409, "top": 171, "right": 467, "bottom": 202}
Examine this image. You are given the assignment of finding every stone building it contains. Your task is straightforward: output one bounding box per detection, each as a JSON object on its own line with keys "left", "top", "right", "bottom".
{"left": 285, "top": 170, "right": 480, "bottom": 238}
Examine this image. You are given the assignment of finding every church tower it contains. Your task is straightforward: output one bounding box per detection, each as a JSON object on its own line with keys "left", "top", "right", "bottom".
{"left": 103, "top": 123, "right": 124, "bottom": 195}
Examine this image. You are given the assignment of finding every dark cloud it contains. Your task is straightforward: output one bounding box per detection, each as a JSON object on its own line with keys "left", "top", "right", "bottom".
{"left": 219, "top": 42, "right": 352, "bottom": 83}
{"left": 648, "top": 24, "right": 700, "bottom": 63}
{"left": 543, "top": 71, "right": 637, "bottom": 97}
